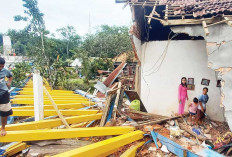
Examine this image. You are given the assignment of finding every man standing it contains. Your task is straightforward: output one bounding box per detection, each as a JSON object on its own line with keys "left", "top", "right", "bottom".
{"left": 0, "top": 57, "right": 13, "bottom": 136}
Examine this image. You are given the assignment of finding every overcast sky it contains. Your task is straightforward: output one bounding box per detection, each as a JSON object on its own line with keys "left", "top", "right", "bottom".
{"left": 0, "top": 0, "right": 132, "bottom": 36}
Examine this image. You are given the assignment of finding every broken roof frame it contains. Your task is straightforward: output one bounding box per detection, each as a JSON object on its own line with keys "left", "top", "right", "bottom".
{"left": 123, "top": 0, "right": 232, "bottom": 36}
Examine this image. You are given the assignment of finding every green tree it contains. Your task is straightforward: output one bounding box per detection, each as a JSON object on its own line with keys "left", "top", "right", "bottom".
{"left": 57, "top": 25, "right": 81, "bottom": 58}
{"left": 81, "top": 25, "right": 132, "bottom": 58}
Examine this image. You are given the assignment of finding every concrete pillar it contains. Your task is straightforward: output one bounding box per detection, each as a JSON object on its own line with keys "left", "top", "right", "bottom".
{"left": 33, "top": 70, "right": 44, "bottom": 121}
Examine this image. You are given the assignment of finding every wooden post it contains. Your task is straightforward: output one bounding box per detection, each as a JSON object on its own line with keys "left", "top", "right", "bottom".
{"left": 202, "top": 21, "right": 209, "bottom": 36}
{"left": 33, "top": 70, "right": 44, "bottom": 121}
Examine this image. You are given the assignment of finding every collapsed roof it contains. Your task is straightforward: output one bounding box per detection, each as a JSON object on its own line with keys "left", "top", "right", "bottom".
{"left": 117, "top": 0, "right": 232, "bottom": 40}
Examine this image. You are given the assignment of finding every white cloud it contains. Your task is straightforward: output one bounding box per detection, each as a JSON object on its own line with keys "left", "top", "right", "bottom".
{"left": 0, "top": 0, "right": 132, "bottom": 36}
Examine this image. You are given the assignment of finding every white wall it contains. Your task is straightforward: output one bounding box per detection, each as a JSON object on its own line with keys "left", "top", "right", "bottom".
{"left": 133, "top": 35, "right": 142, "bottom": 62}
{"left": 139, "top": 40, "right": 225, "bottom": 121}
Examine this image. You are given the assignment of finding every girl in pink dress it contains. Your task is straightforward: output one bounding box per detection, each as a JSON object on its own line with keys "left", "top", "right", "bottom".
{"left": 178, "top": 77, "right": 188, "bottom": 115}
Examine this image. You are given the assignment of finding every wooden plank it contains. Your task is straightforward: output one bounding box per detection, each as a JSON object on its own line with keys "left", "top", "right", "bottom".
{"left": 100, "top": 94, "right": 113, "bottom": 126}
{"left": 43, "top": 86, "right": 70, "bottom": 128}
{"left": 165, "top": 5, "right": 168, "bottom": 20}
{"left": 113, "top": 82, "right": 122, "bottom": 120}
{"left": 202, "top": 20, "right": 209, "bottom": 36}
{"left": 147, "top": 16, "right": 223, "bottom": 26}
{"left": 179, "top": 123, "right": 207, "bottom": 141}
{"left": 136, "top": 114, "right": 189, "bottom": 126}
{"left": 224, "top": 17, "right": 232, "bottom": 27}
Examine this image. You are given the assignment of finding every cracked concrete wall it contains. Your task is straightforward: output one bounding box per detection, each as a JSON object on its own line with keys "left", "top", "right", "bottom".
{"left": 172, "top": 24, "right": 232, "bottom": 128}
{"left": 138, "top": 40, "right": 224, "bottom": 121}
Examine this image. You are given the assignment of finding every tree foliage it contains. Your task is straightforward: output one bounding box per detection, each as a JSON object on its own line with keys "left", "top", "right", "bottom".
{"left": 2, "top": 0, "right": 133, "bottom": 89}
{"left": 81, "top": 25, "right": 132, "bottom": 58}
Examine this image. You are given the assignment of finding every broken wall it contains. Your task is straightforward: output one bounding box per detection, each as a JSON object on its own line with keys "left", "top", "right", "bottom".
{"left": 138, "top": 40, "right": 225, "bottom": 121}
{"left": 172, "top": 24, "right": 232, "bottom": 126}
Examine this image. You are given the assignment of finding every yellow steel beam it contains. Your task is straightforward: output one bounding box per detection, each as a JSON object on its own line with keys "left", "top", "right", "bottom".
{"left": 18, "top": 91, "right": 75, "bottom": 95}
{"left": 12, "top": 103, "right": 93, "bottom": 110}
{"left": 3, "top": 142, "right": 29, "bottom": 157}
{"left": 20, "top": 88, "right": 73, "bottom": 92}
{"left": 14, "top": 95, "right": 84, "bottom": 98}
{"left": 12, "top": 110, "right": 101, "bottom": 116}
{"left": 11, "top": 99, "right": 91, "bottom": 105}
{"left": 12, "top": 97, "right": 88, "bottom": 101}
{"left": 0, "top": 127, "right": 135, "bottom": 142}
{"left": 120, "top": 142, "right": 145, "bottom": 157}
{"left": 52, "top": 130, "right": 144, "bottom": 157}
{"left": 4, "top": 113, "right": 102, "bottom": 131}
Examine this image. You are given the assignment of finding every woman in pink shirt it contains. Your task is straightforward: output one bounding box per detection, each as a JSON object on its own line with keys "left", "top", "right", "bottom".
{"left": 178, "top": 77, "right": 188, "bottom": 115}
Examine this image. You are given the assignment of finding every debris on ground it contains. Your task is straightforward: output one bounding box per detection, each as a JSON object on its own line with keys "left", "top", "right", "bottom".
{"left": 2, "top": 71, "right": 231, "bottom": 157}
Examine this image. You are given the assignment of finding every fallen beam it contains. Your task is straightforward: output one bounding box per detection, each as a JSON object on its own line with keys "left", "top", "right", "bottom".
{"left": 14, "top": 95, "right": 84, "bottom": 98}
{"left": 4, "top": 113, "right": 102, "bottom": 131}
{"left": 2, "top": 142, "right": 29, "bottom": 157}
{"left": 0, "top": 127, "right": 135, "bottom": 142}
{"left": 11, "top": 99, "right": 91, "bottom": 105}
{"left": 12, "top": 103, "right": 94, "bottom": 110}
{"left": 179, "top": 123, "right": 207, "bottom": 141}
{"left": 120, "top": 142, "right": 144, "bottom": 157}
{"left": 52, "top": 130, "right": 144, "bottom": 157}
{"left": 137, "top": 113, "right": 189, "bottom": 126}
{"left": 12, "top": 110, "right": 101, "bottom": 116}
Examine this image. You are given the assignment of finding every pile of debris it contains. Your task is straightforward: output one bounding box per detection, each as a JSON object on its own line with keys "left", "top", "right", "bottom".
{"left": 89, "top": 79, "right": 232, "bottom": 157}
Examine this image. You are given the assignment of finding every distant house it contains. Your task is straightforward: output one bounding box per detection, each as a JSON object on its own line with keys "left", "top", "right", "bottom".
{"left": 70, "top": 58, "right": 82, "bottom": 67}
{"left": 113, "top": 52, "right": 138, "bottom": 77}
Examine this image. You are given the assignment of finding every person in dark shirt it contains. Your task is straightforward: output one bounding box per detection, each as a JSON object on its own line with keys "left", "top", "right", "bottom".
{"left": 196, "top": 87, "right": 209, "bottom": 126}
{"left": 0, "top": 57, "right": 13, "bottom": 136}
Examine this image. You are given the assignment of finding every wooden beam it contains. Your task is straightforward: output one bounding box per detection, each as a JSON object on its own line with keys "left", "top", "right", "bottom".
{"left": 224, "top": 17, "right": 232, "bottom": 27}
{"left": 147, "top": 1, "right": 160, "bottom": 24}
{"left": 136, "top": 114, "right": 189, "bottom": 126}
{"left": 100, "top": 94, "right": 113, "bottom": 126}
{"left": 179, "top": 123, "right": 207, "bottom": 141}
{"left": 147, "top": 16, "right": 223, "bottom": 26}
{"left": 113, "top": 82, "right": 122, "bottom": 120}
{"left": 202, "top": 20, "right": 209, "bottom": 36}
{"left": 165, "top": 5, "right": 168, "bottom": 20}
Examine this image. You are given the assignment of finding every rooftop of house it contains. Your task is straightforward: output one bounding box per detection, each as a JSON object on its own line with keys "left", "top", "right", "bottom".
{"left": 119, "top": 0, "right": 232, "bottom": 26}
{"left": 112, "top": 52, "right": 138, "bottom": 63}
{"left": 117, "top": 0, "right": 232, "bottom": 40}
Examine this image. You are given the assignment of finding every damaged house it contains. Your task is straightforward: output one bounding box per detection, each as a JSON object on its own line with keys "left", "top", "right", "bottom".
{"left": 117, "top": 0, "right": 232, "bottom": 128}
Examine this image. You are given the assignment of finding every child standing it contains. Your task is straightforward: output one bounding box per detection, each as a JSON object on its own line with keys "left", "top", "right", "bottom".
{"left": 196, "top": 87, "right": 209, "bottom": 126}
{"left": 188, "top": 97, "right": 199, "bottom": 125}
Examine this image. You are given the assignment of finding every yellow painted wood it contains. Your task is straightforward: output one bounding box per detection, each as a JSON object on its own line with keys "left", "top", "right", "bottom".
{"left": 120, "top": 142, "right": 145, "bottom": 157}
{"left": 11, "top": 99, "right": 91, "bottom": 105}
{"left": 52, "top": 130, "right": 144, "bottom": 157}
{"left": 12, "top": 110, "right": 101, "bottom": 116}
{"left": 12, "top": 103, "right": 94, "bottom": 110}
{"left": 4, "top": 113, "right": 102, "bottom": 131}
{"left": 0, "top": 127, "right": 135, "bottom": 142}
